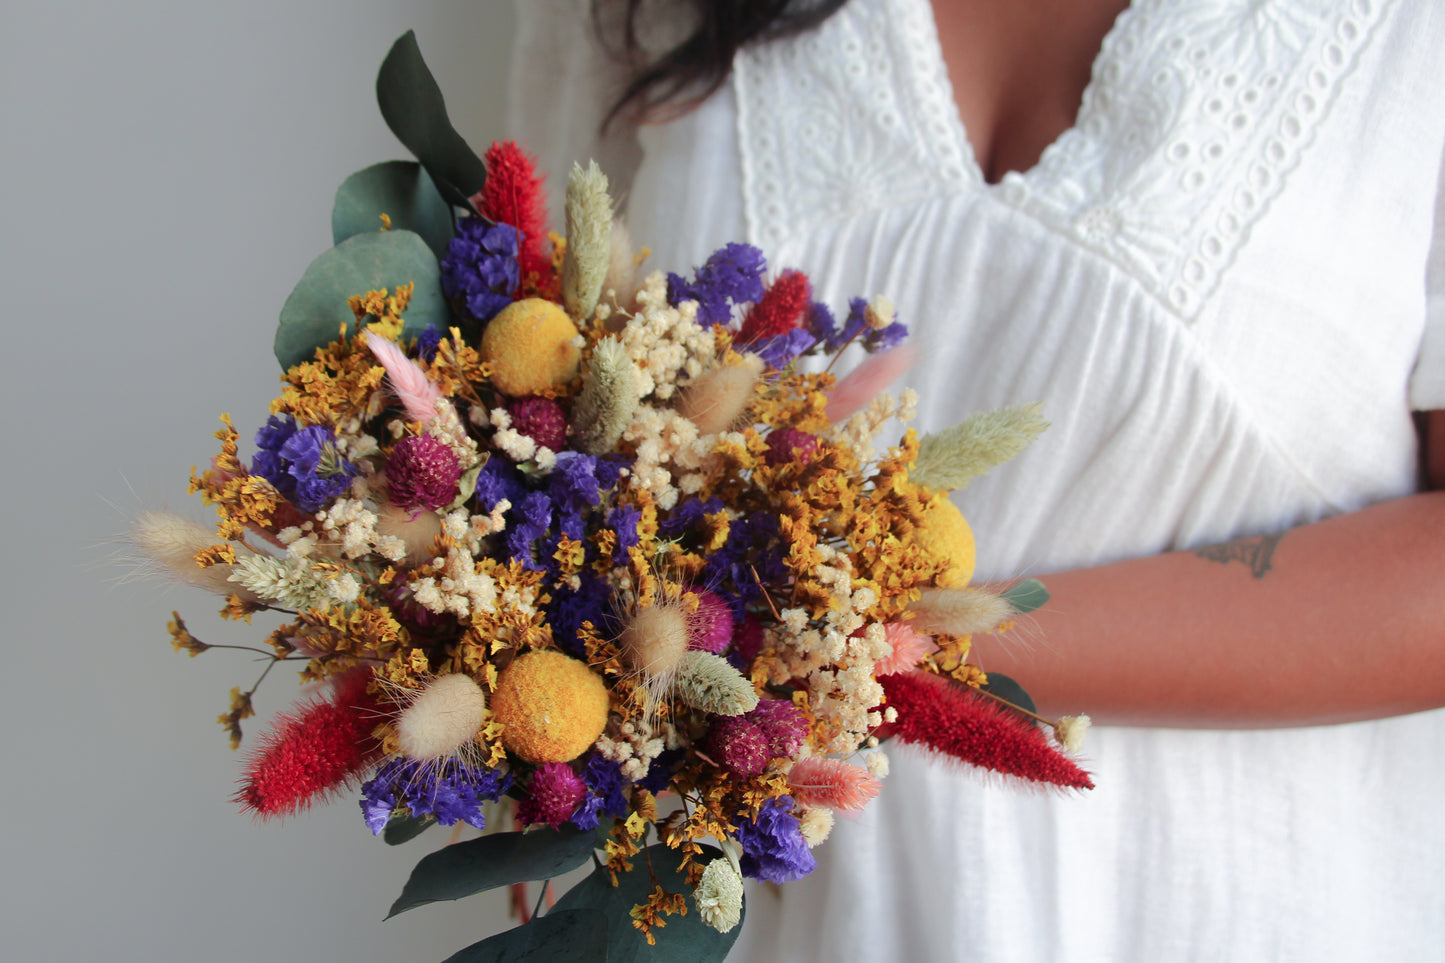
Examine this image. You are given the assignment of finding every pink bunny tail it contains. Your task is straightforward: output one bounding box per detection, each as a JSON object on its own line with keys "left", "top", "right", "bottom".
{"left": 825, "top": 346, "right": 917, "bottom": 423}
{"left": 365, "top": 331, "right": 442, "bottom": 425}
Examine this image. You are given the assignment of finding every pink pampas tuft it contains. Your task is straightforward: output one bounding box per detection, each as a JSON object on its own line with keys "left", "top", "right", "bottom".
{"left": 825, "top": 345, "right": 917, "bottom": 423}
{"left": 787, "top": 757, "right": 881, "bottom": 812}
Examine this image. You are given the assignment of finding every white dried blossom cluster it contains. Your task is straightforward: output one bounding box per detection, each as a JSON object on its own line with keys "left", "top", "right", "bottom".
{"left": 426, "top": 399, "right": 481, "bottom": 468}
{"left": 621, "top": 405, "right": 716, "bottom": 510}
{"left": 766, "top": 550, "right": 889, "bottom": 754}
{"left": 594, "top": 719, "right": 676, "bottom": 782}
{"left": 410, "top": 545, "right": 499, "bottom": 618}
{"left": 437, "top": 504, "right": 509, "bottom": 557}
{"left": 618, "top": 271, "right": 715, "bottom": 401}
{"left": 314, "top": 497, "right": 393, "bottom": 560}
{"left": 332, "top": 414, "right": 381, "bottom": 463}
{"left": 827, "top": 390, "right": 904, "bottom": 464}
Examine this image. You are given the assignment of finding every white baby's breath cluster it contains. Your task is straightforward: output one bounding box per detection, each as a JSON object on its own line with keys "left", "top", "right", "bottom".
{"left": 765, "top": 548, "right": 891, "bottom": 754}
{"left": 617, "top": 272, "right": 716, "bottom": 401}
{"left": 594, "top": 719, "right": 677, "bottom": 782}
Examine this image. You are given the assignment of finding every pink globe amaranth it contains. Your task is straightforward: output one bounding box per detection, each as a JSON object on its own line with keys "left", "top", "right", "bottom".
{"left": 704, "top": 715, "right": 771, "bottom": 777}
{"left": 765, "top": 427, "right": 818, "bottom": 466}
{"left": 689, "top": 590, "right": 735, "bottom": 654}
{"left": 748, "top": 698, "right": 808, "bottom": 757}
{"left": 732, "top": 615, "right": 765, "bottom": 664}
{"left": 517, "top": 761, "right": 588, "bottom": 828}
{"left": 507, "top": 396, "right": 568, "bottom": 452}
{"left": 386, "top": 434, "right": 461, "bottom": 513}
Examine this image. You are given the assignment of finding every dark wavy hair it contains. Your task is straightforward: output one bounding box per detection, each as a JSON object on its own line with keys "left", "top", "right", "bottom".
{"left": 597, "top": 0, "right": 851, "bottom": 127}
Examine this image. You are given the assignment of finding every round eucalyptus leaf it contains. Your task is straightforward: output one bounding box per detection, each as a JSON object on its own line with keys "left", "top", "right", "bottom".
{"left": 381, "top": 811, "right": 436, "bottom": 846}
{"left": 387, "top": 826, "right": 597, "bottom": 919}
{"left": 439, "top": 909, "right": 609, "bottom": 963}
{"left": 552, "top": 843, "right": 742, "bottom": 963}
{"left": 1001, "top": 578, "right": 1050, "bottom": 615}
{"left": 332, "top": 160, "right": 454, "bottom": 261}
{"left": 275, "top": 230, "right": 446, "bottom": 370}
{"left": 980, "top": 671, "right": 1038, "bottom": 719}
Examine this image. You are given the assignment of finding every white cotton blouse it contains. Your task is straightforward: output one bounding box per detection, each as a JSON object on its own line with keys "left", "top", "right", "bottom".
{"left": 509, "top": 0, "right": 1445, "bottom": 959}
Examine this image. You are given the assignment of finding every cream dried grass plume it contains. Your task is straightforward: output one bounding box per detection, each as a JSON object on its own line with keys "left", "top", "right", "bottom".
{"left": 910, "top": 402, "right": 1048, "bottom": 493}
{"left": 675, "top": 353, "right": 765, "bottom": 435}
{"left": 674, "top": 650, "right": 759, "bottom": 717}
{"left": 561, "top": 160, "right": 613, "bottom": 322}
{"left": 129, "top": 510, "right": 260, "bottom": 602}
{"left": 907, "top": 586, "right": 1015, "bottom": 636}
{"left": 571, "top": 336, "right": 640, "bottom": 454}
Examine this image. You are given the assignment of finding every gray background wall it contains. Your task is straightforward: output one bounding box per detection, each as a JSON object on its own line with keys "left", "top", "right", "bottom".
{"left": 2, "top": 2, "right": 523, "bottom": 960}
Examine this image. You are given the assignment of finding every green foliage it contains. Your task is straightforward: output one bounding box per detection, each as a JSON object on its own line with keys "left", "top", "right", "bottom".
{"left": 551, "top": 844, "right": 743, "bottom": 963}
{"left": 332, "top": 160, "right": 454, "bottom": 261}
{"left": 382, "top": 811, "right": 436, "bottom": 846}
{"left": 274, "top": 230, "right": 446, "bottom": 370}
{"left": 376, "top": 31, "right": 488, "bottom": 209}
{"left": 439, "top": 909, "right": 610, "bottom": 963}
{"left": 1000, "top": 578, "right": 1050, "bottom": 615}
{"left": 387, "top": 827, "right": 597, "bottom": 919}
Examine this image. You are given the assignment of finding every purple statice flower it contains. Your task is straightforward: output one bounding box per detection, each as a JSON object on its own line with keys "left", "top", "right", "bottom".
{"left": 359, "top": 758, "right": 513, "bottom": 836}
{"left": 441, "top": 218, "right": 520, "bottom": 322}
{"left": 413, "top": 325, "right": 443, "bottom": 362}
{"left": 639, "top": 749, "right": 684, "bottom": 796}
{"left": 804, "top": 301, "right": 839, "bottom": 347}
{"left": 750, "top": 327, "right": 817, "bottom": 369}
{"left": 505, "top": 490, "right": 554, "bottom": 570}
{"left": 667, "top": 242, "right": 768, "bottom": 327}
{"left": 548, "top": 452, "right": 603, "bottom": 517}
{"left": 734, "top": 796, "right": 817, "bottom": 884}
{"left": 660, "top": 496, "right": 725, "bottom": 540}
{"left": 594, "top": 454, "right": 627, "bottom": 492}
{"left": 570, "top": 754, "right": 629, "bottom": 831}
{"left": 252, "top": 415, "right": 359, "bottom": 513}
{"left": 824, "top": 297, "right": 870, "bottom": 353}
{"left": 547, "top": 572, "right": 612, "bottom": 656}
{"left": 474, "top": 458, "right": 527, "bottom": 513}
{"left": 703, "top": 513, "right": 786, "bottom": 613}
{"left": 607, "top": 503, "right": 642, "bottom": 563}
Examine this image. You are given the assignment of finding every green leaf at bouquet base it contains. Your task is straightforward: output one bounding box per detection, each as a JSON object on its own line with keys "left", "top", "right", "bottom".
{"left": 387, "top": 827, "right": 597, "bottom": 919}
{"left": 382, "top": 811, "right": 436, "bottom": 846}
{"left": 552, "top": 843, "right": 743, "bottom": 963}
{"left": 275, "top": 229, "right": 445, "bottom": 370}
{"left": 439, "top": 909, "right": 609, "bottom": 963}
{"left": 332, "top": 160, "right": 454, "bottom": 261}
{"left": 1001, "top": 578, "right": 1049, "bottom": 615}
{"left": 376, "top": 31, "right": 488, "bottom": 209}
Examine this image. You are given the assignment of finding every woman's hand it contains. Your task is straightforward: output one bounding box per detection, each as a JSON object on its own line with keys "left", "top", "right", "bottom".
{"left": 973, "top": 410, "right": 1445, "bottom": 728}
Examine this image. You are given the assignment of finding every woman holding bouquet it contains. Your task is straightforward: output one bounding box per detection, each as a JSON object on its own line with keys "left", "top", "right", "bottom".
{"left": 511, "top": 1, "right": 1445, "bottom": 959}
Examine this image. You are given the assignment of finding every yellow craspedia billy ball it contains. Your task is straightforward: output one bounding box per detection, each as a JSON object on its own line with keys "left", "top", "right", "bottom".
{"left": 912, "top": 493, "right": 976, "bottom": 588}
{"left": 481, "top": 298, "right": 582, "bottom": 397}
{"left": 491, "top": 650, "right": 609, "bottom": 763}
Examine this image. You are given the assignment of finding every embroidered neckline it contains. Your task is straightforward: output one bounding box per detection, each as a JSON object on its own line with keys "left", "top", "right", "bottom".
{"left": 734, "top": 0, "right": 1395, "bottom": 321}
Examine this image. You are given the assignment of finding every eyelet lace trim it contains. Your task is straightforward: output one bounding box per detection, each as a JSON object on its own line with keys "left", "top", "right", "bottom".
{"left": 735, "top": 0, "right": 1394, "bottom": 321}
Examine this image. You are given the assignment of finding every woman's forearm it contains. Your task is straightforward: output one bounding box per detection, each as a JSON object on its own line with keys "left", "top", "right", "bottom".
{"left": 975, "top": 490, "right": 1445, "bottom": 728}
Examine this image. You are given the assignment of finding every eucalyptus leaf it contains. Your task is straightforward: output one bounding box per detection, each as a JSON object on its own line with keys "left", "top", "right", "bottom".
{"left": 979, "top": 671, "right": 1038, "bottom": 719}
{"left": 382, "top": 812, "right": 436, "bottom": 846}
{"left": 333, "top": 160, "right": 454, "bottom": 261}
{"left": 388, "top": 827, "right": 597, "bottom": 919}
{"left": 376, "top": 31, "right": 488, "bottom": 209}
{"left": 1001, "top": 578, "right": 1050, "bottom": 615}
{"left": 552, "top": 843, "right": 742, "bottom": 963}
{"left": 274, "top": 230, "right": 446, "bottom": 370}
{"left": 439, "top": 909, "right": 609, "bottom": 963}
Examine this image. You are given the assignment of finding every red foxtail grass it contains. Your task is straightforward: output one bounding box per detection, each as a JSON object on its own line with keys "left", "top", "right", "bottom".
{"left": 236, "top": 670, "right": 385, "bottom": 817}
{"left": 880, "top": 670, "right": 1094, "bottom": 790}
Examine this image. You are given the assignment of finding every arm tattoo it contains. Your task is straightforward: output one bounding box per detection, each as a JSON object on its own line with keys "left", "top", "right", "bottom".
{"left": 1193, "top": 532, "right": 1284, "bottom": 579}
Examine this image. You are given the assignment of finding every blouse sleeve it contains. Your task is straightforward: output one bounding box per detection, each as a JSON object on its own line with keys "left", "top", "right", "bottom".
{"left": 1409, "top": 141, "right": 1445, "bottom": 410}
{"left": 506, "top": 0, "right": 643, "bottom": 212}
